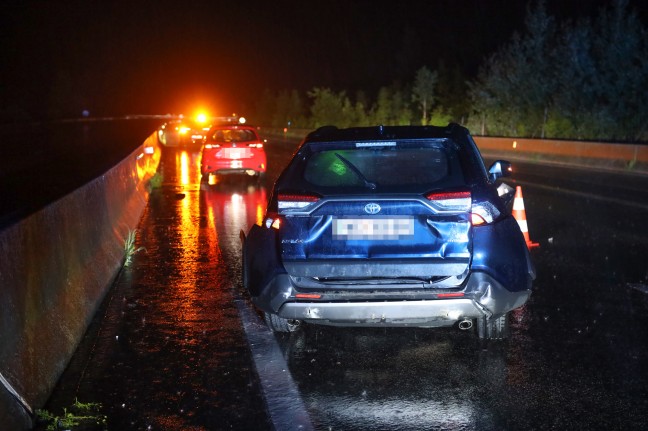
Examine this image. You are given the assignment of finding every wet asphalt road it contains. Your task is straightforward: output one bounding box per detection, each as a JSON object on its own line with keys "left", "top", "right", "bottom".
{"left": 41, "top": 147, "right": 273, "bottom": 430}
{"left": 42, "top": 140, "right": 648, "bottom": 430}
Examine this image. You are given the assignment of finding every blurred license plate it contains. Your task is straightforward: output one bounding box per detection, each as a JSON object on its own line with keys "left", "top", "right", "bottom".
{"left": 333, "top": 217, "right": 414, "bottom": 240}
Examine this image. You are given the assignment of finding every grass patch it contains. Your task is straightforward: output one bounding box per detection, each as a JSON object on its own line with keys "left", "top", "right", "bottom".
{"left": 35, "top": 399, "right": 107, "bottom": 430}
{"left": 148, "top": 171, "right": 163, "bottom": 190}
{"left": 124, "top": 229, "right": 145, "bottom": 267}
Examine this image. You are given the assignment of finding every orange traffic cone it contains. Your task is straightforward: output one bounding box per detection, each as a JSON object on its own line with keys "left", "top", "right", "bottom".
{"left": 513, "top": 186, "right": 539, "bottom": 249}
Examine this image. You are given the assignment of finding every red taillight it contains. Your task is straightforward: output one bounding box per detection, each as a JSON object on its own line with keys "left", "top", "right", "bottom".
{"left": 204, "top": 143, "right": 220, "bottom": 149}
{"left": 426, "top": 191, "right": 471, "bottom": 201}
{"left": 278, "top": 193, "right": 319, "bottom": 202}
{"left": 277, "top": 193, "right": 320, "bottom": 212}
{"left": 425, "top": 190, "right": 471, "bottom": 212}
{"left": 248, "top": 142, "right": 264, "bottom": 148}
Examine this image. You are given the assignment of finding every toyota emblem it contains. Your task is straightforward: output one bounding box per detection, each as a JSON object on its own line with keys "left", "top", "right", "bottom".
{"left": 364, "top": 203, "right": 381, "bottom": 214}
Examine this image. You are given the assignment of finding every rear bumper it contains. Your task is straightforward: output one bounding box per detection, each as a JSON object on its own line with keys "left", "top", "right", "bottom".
{"left": 201, "top": 156, "right": 266, "bottom": 175}
{"left": 251, "top": 271, "right": 531, "bottom": 328}
{"left": 205, "top": 168, "right": 263, "bottom": 176}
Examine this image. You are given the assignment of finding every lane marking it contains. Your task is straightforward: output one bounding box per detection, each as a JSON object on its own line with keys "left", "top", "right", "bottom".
{"left": 628, "top": 283, "right": 648, "bottom": 294}
{"left": 234, "top": 297, "right": 314, "bottom": 431}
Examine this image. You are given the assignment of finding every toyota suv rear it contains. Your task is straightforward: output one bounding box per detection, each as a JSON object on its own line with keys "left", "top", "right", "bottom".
{"left": 242, "top": 124, "right": 535, "bottom": 340}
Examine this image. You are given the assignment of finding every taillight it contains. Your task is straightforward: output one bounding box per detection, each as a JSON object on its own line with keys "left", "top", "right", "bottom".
{"left": 425, "top": 190, "right": 500, "bottom": 225}
{"left": 248, "top": 142, "right": 264, "bottom": 148}
{"left": 471, "top": 213, "right": 487, "bottom": 225}
{"left": 470, "top": 200, "right": 500, "bottom": 225}
{"left": 277, "top": 193, "right": 320, "bottom": 212}
{"left": 204, "top": 143, "right": 220, "bottom": 149}
{"left": 264, "top": 212, "right": 281, "bottom": 229}
{"left": 425, "top": 191, "right": 471, "bottom": 212}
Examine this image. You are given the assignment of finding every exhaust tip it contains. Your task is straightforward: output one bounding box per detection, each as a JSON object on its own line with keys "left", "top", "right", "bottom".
{"left": 458, "top": 319, "right": 473, "bottom": 330}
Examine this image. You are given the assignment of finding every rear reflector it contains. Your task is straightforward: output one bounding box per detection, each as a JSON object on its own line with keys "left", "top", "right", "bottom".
{"left": 437, "top": 292, "right": 465, "bottom": 298}
{"left": 295, "top": 293, "right": 322, "bottom": 299}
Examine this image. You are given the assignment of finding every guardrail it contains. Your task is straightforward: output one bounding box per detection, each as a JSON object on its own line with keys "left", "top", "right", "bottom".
{"left": 0, "top": 131, "right": 161, "bottom": 430}
{"left": 257, "top": 127, "right": 648, "bottom": 174}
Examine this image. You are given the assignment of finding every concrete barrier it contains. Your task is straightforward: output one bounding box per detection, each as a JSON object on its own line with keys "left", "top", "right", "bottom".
{"left": 0, "top": 131, "right": 160, "bottom": 430}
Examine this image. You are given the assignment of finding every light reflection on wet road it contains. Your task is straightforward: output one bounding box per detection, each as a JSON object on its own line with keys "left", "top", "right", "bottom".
{"left": 42, "top": 147, "right": 272, "bottom": 430}
{"left": 43, "top": 142, "right": 648, "bottom": 430}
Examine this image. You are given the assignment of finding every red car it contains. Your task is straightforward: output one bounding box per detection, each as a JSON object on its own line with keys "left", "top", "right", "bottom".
{"left": 200, "top": 125, "right": 267, "bottom": 181}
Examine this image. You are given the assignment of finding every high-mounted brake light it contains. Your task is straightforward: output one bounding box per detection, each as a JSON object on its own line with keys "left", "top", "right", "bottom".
{"left": 278, "top": 193, "right": 320, "bottom": 211}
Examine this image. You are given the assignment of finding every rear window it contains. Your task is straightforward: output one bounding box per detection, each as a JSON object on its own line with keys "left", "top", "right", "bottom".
{"left": 302, "top": 140, "right": 462, "bottom": 190}
{"left": 209, "top": 128, "right": 257, "bottom": 143}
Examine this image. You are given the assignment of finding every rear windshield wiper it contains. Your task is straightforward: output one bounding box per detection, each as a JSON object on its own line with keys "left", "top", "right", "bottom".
{"left": 335, "top": 153, "right": 376, "bottom": 190}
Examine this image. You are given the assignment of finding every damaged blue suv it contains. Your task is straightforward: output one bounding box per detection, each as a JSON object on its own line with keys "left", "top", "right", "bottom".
{"left": 242, "top": 124, "right": 535, "bottom": 340}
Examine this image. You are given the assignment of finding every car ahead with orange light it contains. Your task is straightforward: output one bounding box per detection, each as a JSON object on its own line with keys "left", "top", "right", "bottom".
{"left": 158, "top": 119, "right": 209, "bottom": 148}
{"left": 242, "top": 124, "right": 535, "bottom": 340}
{"left": 200, "top": 125, "right": 267, "bottom": 181}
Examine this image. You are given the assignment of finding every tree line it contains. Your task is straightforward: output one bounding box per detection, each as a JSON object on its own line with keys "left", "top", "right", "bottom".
{"left": 252, "top": 0, "right": 648, "bottom": 142}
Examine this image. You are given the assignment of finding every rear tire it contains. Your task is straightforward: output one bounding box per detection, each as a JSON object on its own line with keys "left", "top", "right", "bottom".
{"left": 264, "top": 312, "right": 302, "bottom": 333}
{"left": 241, "top": 248, "right": 248, "bottom": 291}
{"left": 476, "top": 313, "right": 510, "bottom": 340}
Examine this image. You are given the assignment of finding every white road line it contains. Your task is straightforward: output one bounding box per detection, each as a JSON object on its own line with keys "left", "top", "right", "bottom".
{"left": 234, "top": 298, "right": 314, "bottom": 431}
{"left": 628, "top": 283, "right": 648, "bottom": 294}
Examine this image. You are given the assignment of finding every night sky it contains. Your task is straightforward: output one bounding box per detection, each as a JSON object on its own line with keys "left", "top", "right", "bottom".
{"left": 0, "top": 0, "right": 633, "bottom": 121}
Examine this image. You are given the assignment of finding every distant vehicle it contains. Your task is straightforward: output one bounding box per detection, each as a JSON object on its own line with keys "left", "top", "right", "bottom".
{"left": 158, "top": 119, "right": 208, "bottom": 148}
{"left": 200, "top": 124, "right": 267, "bottom": 181}
{"left": 242, "top": 124, "right": 535, "bottom": 340}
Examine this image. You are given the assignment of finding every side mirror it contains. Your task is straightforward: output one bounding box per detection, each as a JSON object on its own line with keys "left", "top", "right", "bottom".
{"left": 488, "top": 160, "right": 512, "bottom": 182}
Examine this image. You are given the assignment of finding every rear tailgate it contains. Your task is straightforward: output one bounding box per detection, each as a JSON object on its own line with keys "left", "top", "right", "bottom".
{"left": 280, "top": 198, "right": 471, "bottom": 278}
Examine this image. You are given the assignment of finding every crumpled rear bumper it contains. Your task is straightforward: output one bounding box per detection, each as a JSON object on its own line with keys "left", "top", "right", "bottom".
{"left": 251, "top": 271, "right": 531, "bottom": 328}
